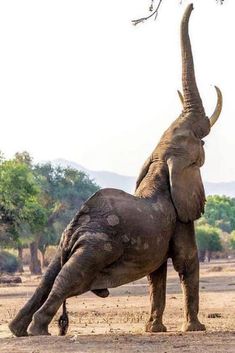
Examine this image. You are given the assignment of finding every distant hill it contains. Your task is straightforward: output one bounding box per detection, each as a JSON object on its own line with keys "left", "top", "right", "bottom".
{"left": 50, "top": 159, "right": 235, "bottom": 197}
{"left": 52, "top": 159, "right": 136, "bottom": 194}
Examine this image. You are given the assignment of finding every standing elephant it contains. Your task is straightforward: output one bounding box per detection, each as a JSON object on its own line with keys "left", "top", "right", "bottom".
{"left": 9, "top": 3, "right": 222, "bottom": 337}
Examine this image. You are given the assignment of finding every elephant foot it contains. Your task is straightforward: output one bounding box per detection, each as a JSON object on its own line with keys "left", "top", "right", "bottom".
{"left": 9, "top": 317, "right": 29, "bottom": 337}
{"left": 145, "top": 321, "right": 167, "bottom": 333}
{"left": 28, "top": 320, "right": 51, "bottom": 336}
{"left": 181, "top": 320, "right": 206, "bottom": 332}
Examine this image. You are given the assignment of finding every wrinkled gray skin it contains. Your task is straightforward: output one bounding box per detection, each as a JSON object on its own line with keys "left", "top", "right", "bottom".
{"left": 9, "top": 4, "right": 222, "bottom": 336}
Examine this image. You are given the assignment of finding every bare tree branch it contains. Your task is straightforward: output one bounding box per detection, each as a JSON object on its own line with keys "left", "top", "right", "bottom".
{"left": 132, "top": 0, "right": 225, "bottom": 26}
{"left": 132, "top": 0, "right": 164, "bottom": 26}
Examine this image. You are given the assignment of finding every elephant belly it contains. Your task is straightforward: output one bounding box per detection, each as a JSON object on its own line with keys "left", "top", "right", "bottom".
{"left": 91, "top": 240, "right": 169, "bottom": 289}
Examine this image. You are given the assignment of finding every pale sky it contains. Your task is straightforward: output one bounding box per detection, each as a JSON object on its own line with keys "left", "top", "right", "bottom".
{"left": 0, "top": 0, "right": 234, "bottom": 182}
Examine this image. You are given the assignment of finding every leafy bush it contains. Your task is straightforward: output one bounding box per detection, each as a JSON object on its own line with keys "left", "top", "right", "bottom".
{"left": 0, "top": 250, "right": 19, "bottom": 273}
{"left": 229, "top": 231, "right": 235, "bottom": 250}
{"left": 196, "top": 225, "right": 223, "bottom": 262}
{"left": 203, "top": 195, "right": 235, "bottom": 233}
{"left": 196, "top": 225, "right": 222, "bottom": 251}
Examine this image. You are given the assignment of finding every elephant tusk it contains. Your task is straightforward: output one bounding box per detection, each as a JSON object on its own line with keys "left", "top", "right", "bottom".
{"left": 210, "top": 86, "right": 223, "bottom": 127}
{"left": 177, "top": 90, "right": 184, "bottom": 106}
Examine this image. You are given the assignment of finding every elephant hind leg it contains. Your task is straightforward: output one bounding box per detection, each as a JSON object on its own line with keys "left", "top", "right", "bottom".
{"left": 9, "top": 250, "right": 62, "bottom": 337}
{"left": 28, "top": 242, "right": 118, "bottom": 336}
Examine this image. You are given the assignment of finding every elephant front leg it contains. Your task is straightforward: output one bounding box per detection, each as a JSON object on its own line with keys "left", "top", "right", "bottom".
{"left": 179, "top": 256, "right": 206, "bottom": 332}
{"left": 171, "top": 221, "right": 206, "bottom": 332}
{"left": 145, "top": 261, "right": 167, "bottom": 333}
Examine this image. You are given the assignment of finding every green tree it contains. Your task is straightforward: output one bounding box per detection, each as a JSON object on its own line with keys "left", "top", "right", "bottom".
{"left": 0, "top": 155, "right": 100, "bottom": 274}
{"left": 32, "top": 163, "right": 99, "bottom": 268}
{"left": 0, "top": 159, "right": 41, "bottom": 238}
{"left": 229, "top": 231, "right": 235, "bottom": 250}
{"left": 196, "top": 224, "right": 222, "bottom": 262}
{"left": 0, "top": 157, "right": 47, "bottom": 273}
{"left": 0, "top": 151, "right": 4, "bottom": 163}
{"left": 202, "top": 195, "right": 235, "bottom": 233}
{"left": 14, "top": 151, "right": 33, "bottom": 166}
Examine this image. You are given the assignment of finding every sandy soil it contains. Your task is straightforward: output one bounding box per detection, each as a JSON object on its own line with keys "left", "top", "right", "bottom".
{"left": 0, "top": 260, "right": 235, "bottom": 353}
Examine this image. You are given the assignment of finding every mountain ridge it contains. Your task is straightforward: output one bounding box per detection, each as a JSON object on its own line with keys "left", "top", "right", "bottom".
{"left": 50, "top": 158, "right": 235, "bottom": 197}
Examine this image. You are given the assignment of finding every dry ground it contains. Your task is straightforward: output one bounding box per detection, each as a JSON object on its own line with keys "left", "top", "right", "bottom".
{"left": 0, "top": 260, "right": 235, "bottom": 353}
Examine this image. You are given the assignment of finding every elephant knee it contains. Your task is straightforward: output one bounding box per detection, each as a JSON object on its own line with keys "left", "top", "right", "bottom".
{"left": 172, "top": 257, "right": 185, "bottom": 274}
{"left": 172, "top": 255, "right": 198, "bottom": 278}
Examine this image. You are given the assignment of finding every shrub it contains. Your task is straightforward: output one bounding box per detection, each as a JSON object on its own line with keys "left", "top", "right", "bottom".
{"left": 0, "top": 250, "right": 19, "bottom": 273}
{"left": 196, "top": 224, "right": 223, "bottom": 262}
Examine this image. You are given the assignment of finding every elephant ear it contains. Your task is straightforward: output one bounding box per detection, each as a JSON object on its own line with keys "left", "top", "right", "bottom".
{"left": 167, "top": 157, "right": 206, "bottom": 223}
{"left": 135, "top": 156, "right": 152, "bottom": 191}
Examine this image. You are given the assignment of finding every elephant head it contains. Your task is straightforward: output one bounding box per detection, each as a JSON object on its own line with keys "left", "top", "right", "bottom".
{"left": 135, "top": 3, "right": 222, "bottom": 223}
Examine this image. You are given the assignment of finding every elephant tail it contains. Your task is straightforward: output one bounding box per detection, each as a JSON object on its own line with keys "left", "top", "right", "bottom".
{"left": 58, "top": 300, "right": 69, "bottom": 336}
{"left": 58, "top": 247, "right": 70, "bottom": 336}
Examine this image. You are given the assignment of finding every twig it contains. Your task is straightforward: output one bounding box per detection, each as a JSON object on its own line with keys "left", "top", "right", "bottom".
{"left": 132, "top": 0, "right": 164, "bottom": 26}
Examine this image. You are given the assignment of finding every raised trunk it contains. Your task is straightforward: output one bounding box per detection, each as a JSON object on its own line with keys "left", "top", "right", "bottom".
{"left": 29, "top": 241, "right": 42, "bottom": 275}
{"left": 17, "top": 246, "right": 24, "bottom": 273}
{"left": 181, "top": 4, "right": 204, "bottom": 114}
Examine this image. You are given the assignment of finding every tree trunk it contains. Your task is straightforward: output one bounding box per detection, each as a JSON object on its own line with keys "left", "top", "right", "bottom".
{"left": 29, "top": 241, "right": 42, "bottom": 275}
{"left": 17, "top": 246, "right": 24, "bottom": 273}
{"left": 207, "top": 250, "right": 211, "bottom": 263}
{"left": 39, "top": 248, "right": 47, "bottom": 269}
{"left": 198, "top": 250, "right": 206, "bottom": 263}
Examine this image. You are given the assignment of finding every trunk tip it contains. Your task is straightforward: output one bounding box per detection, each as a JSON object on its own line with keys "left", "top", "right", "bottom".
{"left": 187, "top": 3, "right": 194, "bottom": 11}
{"left": 183, "top": 3, "right": 194, "bottom": 21}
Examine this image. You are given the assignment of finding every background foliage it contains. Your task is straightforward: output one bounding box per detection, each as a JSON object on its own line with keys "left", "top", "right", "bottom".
{"left": 0, "top": 151, "right": 99, "bottom": 273}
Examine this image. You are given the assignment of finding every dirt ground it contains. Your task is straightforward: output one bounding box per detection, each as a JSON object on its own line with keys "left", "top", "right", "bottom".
{"left": 0, "top": 260, "right": 234, "bottom": 353}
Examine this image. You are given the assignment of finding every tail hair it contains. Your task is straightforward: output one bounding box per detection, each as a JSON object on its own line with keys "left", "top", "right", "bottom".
{"left": 58, "top": 300, "right": 69, "bottom": 336}
{"left": 58, "top": 247, "right": 70, "bottom": 336}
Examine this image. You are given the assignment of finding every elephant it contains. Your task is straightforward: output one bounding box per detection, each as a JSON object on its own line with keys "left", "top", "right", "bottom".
{"left": 9, "top": 3, "right": 222, "bottom": 337}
